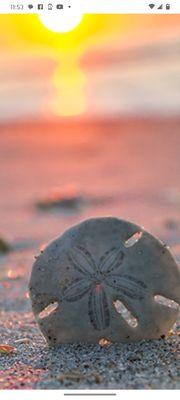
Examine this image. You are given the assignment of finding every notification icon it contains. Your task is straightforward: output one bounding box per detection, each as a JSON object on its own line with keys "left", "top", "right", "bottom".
{"left": 57, "top": 4, "right": 64, "bottom": 9}
{"left": 48, "top": 3, "right": 53, "bottom": 10}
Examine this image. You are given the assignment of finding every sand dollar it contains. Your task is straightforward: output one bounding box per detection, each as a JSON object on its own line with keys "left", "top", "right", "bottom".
{"left": 29, "top": 217, "right": 180, "bottom": 345}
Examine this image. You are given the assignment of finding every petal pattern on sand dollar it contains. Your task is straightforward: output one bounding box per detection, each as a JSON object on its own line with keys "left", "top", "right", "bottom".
{"left": 99, "top": 247, "right": 124, "bottom": 274}
{"left": 88, "top": 285, "right": 110, "bottom": 331}
{"left": 66, "top": 246, "right": 148, "bottom": 330}
{"left": 68, "top": 246, "right": 97, "bottom": 277}
{"left": 63, "top": 278, "right": 92, "bottom": 302}
{"left": 105, "top": 275, "right": 148, "bottom": 300}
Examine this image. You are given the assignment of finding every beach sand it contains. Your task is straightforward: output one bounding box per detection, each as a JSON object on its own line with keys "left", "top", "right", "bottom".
{"left": 0, "top": 117, "right": 179, "bottom": 389}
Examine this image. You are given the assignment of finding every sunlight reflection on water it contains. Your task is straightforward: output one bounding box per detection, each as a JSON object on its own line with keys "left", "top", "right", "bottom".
{"left": 49, "top": 55, "right": 86, "bottom": 117}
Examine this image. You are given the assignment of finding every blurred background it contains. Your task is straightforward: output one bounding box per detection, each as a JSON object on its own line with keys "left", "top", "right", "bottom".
{"left": 1, "top": 14, "right": 180, "bottom": 119}
{"left": 0, "top": 14, "right": 180, "bottom": 311}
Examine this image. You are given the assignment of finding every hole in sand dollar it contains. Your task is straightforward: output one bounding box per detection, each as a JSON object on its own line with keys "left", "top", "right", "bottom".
{"left": 113, "top": 300, "right": 138, "bottom": 328}
{"left": 124, "top": 231, "right": 143, "bottom": 248}
{"left": 38, "top": 301, "right": 59, "bottom": 319}
{"left": 154, "top": 295, "right": 179, "bottom": 310}
{"left": 99, "top": 338, "right": 111, "bottom": 346}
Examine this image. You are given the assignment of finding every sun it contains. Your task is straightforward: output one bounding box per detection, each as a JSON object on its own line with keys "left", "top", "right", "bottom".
{"left": 39, "top": 11, "right": 83, "bottom": 33}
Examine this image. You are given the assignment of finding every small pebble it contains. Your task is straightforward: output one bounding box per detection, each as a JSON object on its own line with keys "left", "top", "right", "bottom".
{"left": 0, "top": 237, "right": 11, "bottom": 254}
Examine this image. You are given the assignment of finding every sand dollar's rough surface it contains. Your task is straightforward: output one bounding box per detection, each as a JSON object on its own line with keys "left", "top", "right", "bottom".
{"left": 29, "top": 217, "right": 180, "bottom": 345}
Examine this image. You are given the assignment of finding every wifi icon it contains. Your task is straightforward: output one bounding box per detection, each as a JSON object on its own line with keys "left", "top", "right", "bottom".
{"left": 149, "top": 3, "right": 155, "bottom": 8}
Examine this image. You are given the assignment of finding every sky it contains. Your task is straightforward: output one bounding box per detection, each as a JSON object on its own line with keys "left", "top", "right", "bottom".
{"left": 1, "top": 14, "right": 180, "bottom": 54}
